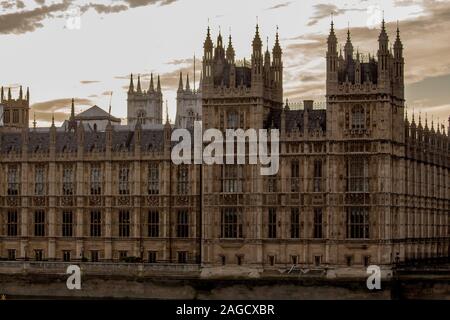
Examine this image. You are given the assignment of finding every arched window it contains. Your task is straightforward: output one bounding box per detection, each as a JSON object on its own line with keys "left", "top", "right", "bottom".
{"left": 351, "top": 105, "right": 365, "bottom": 130}
{"left": 137, "top": 110, "right": 146, "bottom": 125}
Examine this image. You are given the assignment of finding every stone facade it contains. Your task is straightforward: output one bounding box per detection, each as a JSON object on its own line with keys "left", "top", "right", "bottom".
{"left": 175, "top": 72, "right": 202, "bottom": 129}
{"left": 0, "top": 22, "right": 448, "bottom": 275}
{"left": 127, "top": 74, "right": 163, "bottom": 126}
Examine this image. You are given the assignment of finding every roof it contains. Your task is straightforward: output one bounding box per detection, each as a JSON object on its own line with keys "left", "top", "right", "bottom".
{"left": 74, "top": 105, "right": 120, "bottom": 123}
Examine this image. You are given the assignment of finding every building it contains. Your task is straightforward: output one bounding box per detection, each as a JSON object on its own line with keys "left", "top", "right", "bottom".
{"left": 61, "top": 99, "right": 121, "bottom": 132}
{"left": 127, "top": 73, "right": 163, "bottom": 126}
{"left": 0, "top": 22, "right": 448, "bottom": 275}
{"left": 0, "top": 86, "right": 30, "bottom": 129}
{"left": 175, "top": 72, "right": 202, "bottom": 129}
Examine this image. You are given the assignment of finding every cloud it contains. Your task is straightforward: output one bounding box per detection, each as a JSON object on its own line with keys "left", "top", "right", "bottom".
{"left": 31, "top": 97, "right": 92, "bottom": 113}
{"left": 283, "top": 0, "right": 450, "bottom": 112}
{"left": 307, "top": 3, "right": 365, "bottom": 26}
{"left": 80, "top": 80, "right": 100, "bottom": 85}
{"left": 266, "top": 2, "right": 291, "bottom": 10}
{"left": 0, "top": 0, "right": 179, "bottom": 34}
{"left": 0, "top": 0, "right": 71, "bottom": 34}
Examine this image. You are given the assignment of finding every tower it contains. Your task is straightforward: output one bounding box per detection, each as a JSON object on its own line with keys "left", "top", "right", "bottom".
{"left": 127, "top": 73, "right": 163, "bottom": 126}
{"left": 0, "top": 85, "right": 30, "bottom": 129}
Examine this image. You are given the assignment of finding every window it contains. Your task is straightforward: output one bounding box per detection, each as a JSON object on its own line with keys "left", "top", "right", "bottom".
{"left": 148, "top": 210, "right": 159, "bottom": 238}
{"left": 346, "top": 255, "right": 353, "bottom": 266}
{"left": 34, "top": 210, "right": 45, "bottom": 236}
{"left": 221, "top": 208, "right": 243, "bottom": 238}
{"left": 35, "top": 249, "right": 43, "bottom": 261}
{"left": 268, "top": 208, "right": 277, "bottom": 238}
{"left": 291, "top": 255, "right": 298, "bottom": 265}
{"left": 291, "top": 208, "right": 300, "bottom": 238}
{"left": 348, "top": 157, "right": 368, "bottom": 192}
{"left": 314, "top": 255, "right": 321, "bottom": 266}
{"left": 62, "top": 166, "right": 74, "bottom": 195}
{"left": 34, "top": 165, "right": 45, "bottom": 195}
{"left": 347, "top": 207, "right": 370, "bottom": 239}
{"left": 351, "top": 106, "right": 365, "bottom": 130}
{"left": 267, "top": 176, "right": 277, "bottom": 192}
{"left": 91, "top": 250, "right": 99, "bottom": 262}
{"left": 90, "top": 211, "right": 102, "bottom": 237}
{"left": 137, "top": 110, "right": 146, "bottom": 125}
{"left": 220, "top": 255, "right": 226, "bottom": 265}
{"left": 90, "top": 164, "right": 102, "bottom": 195}
{"left": 313, "top": 208, "right": 323, "bottom": 239}
{"left": 119, "top": 251, "right": 128, "bottom": 261}
{"left": 222, "top": 165, "right": 243, "bottom": 193}
{"left": 227, "top": 112, "right": 239, "bottom": 129}
{"left": 148, "top": 251, "right": 157, "bottom": 263}
{"left": 63, "top": 251, "right": 71, "bottom": 262}
{"left": 7, "top": 210, "right": 18, "bottom": 236}
{"left": 4, "top": 109, "right": 9, "bottom": 123}
{"left": 291, "top": 160, "right": 300, "bottom": 193}
{"left": 177, "top": 210, "right": 189, "bottom": 238}
{"left": 13, "top": 109, "right": 19, "bottom": 123}
{"left": 7, "top": 165, "right": 19, "bottom": 195}
{"left": 269, "top": 255, "right": 275, "bottom": 266}
{"left": 7, "top": 249, "right": 16, "bottom": 261}
{"left": 177, "top": 251, "right": 188, "bottom": 264}
{"left": 119, "top": 211, "right": 130, "bottom": 238}
{"left": 364, "top": 256, "right": 371, "bottom": 267}
{"left": 313, "top": 160, "right": 323, "bottom": 192}
{"left": 148, "top": 163, "right": 159, "bottom": 195}
{"left": 177, "top": 165, "right": 189, "bottom": 195}
{"left": 62, "top": 211, "right": 73, "bottom": 237}
{"left": 236, "top": 255, "right": 243, "bottom": 266}
{"left": 118, "top": 164, "right": 130, "bottom": 195}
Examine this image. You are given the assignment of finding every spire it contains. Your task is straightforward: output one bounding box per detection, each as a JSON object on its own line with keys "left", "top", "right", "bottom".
{"left": 165, "top": 100, "right": 169, "bottom": 124}
{"left": 33, "top": 112, "right": 37, "bottom": 129}
{"left": 226, "top": 32, "right": 235, "bottom": 63}
{"left": 178, "top": 72, "right": 184, "bottom": 92}
{"left": 71, "top": 98, "right": 75, "bottom": 119}
{"left": 128, "top": 74, "right": 134, "bottom": 93}
{"left": 26, "top": 87, "right": 29, "bottom": 102}
{"left": 252, "top": 22, "right": 262, "bottom": 51}
{"left": 149, "top": 73, "right": 154, "bottom": 92}
{"left": 1, "top": 87, "right": 3, "bottom": 102}
{"left": 136, "top": 75, "right": 142, "bottom": 93}
{"left": 186, "top": 74, "right": 190, "bottom": 91}
{"left": 344, "top": 25, "right": 353, "bottom": 60}
{"left": 378, "top": 17, "right": 389, "bottom": 50}
{"left": 217, "top": 27, "right": 223, "bottom": 47}
{"left": 51, "top": 113, "right": 55, "bottom": 127}
{"left": 157, "top": 75, "right": 161, "bottom": 92}
{"left": 7, "top": 87, "right": 11, "bottom": 100}
{"left": 272, "top": 25, "right": 282, "bottom": 56}
{"left": 204, "top": 25, "right": 213, "bottom": 51}
{"left": 19, "top": 85, "right": 23, "bottom": 100}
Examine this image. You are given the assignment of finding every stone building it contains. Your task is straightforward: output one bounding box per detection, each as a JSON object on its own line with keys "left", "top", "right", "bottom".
{"left": 0, "top": 22, "right": 448, "bottom": 275}
{"left": 127, "top": 73, "right": 163, "bottom": 126}
{"left": 175, "top": 72, "right": 202, "bottom": 129}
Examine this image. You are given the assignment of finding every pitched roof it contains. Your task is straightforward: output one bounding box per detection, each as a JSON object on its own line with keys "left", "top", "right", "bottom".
{"left": 74, "top": 105, "right": 120, "bottom": 122}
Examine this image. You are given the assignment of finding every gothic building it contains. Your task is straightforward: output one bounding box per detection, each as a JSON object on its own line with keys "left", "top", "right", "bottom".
{"left": 0, "top": 86, "right": 30, "bottom": 129}
{"left": 0, "top": 22, "right": 448, "bottom": 276}
{"left": 127, "top": 73, "right": 163, "bottom": 126}
{"left": 175, "top": 72, "right": 202, "bottom": 129}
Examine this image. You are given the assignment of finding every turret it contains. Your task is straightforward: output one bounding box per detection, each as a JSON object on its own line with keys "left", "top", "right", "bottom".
{"left": 128, "top": 74, "right": 134, "bottom": 94}
{"left": 393, "top": 22, "right": 404, "bottom": 99}
{"left": 226, "top": 34, "right": 235, "bottom": 64}
{"left": 272, "top": 26, "right": 283, "bottom": 98}
{"left": 252, "top": 24, "right": 263, "bottom": 84}
{"left": 326, "top": 20, "right": 338, "bottom": 92}
{"left": 344, "top": 28, "right": 353, "bottom": 61}
{"left": 186, "top": 74, "right": 191, "bottom": 91}
{"left": 136, "top": 75, "right": 142, "bottom": 94}
{"left": 157, "top": 75, "right": 161, "bottom": 93}
{"left": 203, "top": 26, "right": 214, "bottom": 86}
{"left": 149, "top": 73, "right": 155, "bottom": 93}
{"left": 178, "top": 72, "right": 184, "bottom": 93}
{"left": 377, "top": 19, "right": 390, "bottom": 90}
{"left": 19, "top": 86, "right": 23, "bottom": 100}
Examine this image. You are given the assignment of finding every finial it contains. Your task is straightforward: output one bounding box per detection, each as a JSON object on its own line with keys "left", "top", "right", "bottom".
{"left": 51, "top": 112, "right": 55, "bottom": 127}
{"left": 165, "top": 100, "right": 169, "bottom": 124}
{"left": 33, "top": 112, "right": 37, "bottom": 129}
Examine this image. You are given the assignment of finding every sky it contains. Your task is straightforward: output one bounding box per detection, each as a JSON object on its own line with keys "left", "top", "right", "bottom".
{"left": 0, "top": 0, "right": 449, "bottom": 130}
